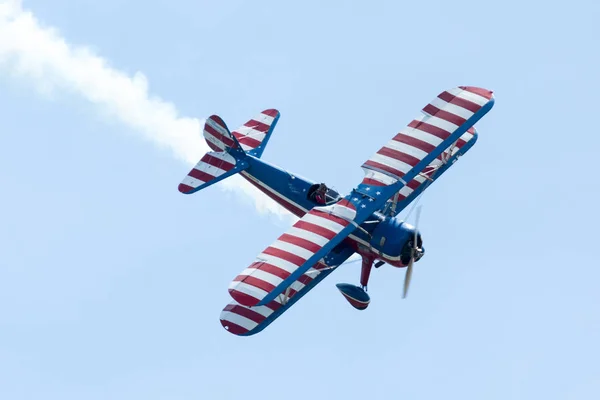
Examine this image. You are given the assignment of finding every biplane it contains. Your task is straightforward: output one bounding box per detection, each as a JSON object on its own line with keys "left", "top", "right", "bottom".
{"left": 178, "top": 86, "right": 495, "bottom": 336}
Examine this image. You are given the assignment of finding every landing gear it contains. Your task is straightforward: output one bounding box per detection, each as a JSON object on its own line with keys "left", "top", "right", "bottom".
{"left": 335, "top": 283, "right": 370, "bottom": 310}
{"left": 336, "top": 255, "right": 373, "bottom": 310}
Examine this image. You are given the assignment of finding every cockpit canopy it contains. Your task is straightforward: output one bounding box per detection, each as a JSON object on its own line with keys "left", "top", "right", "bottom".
{"left": 307, "top": 183, "right": 342, "bottom": 205}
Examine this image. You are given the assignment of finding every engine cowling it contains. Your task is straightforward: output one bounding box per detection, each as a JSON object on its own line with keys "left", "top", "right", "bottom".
{"left": 369, "top": 216, "right": 424, "bottom": 266}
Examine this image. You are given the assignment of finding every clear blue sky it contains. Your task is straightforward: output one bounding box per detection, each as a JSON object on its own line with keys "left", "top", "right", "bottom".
{"left": 1, "top": 0, "right": 599, "bottom": 399}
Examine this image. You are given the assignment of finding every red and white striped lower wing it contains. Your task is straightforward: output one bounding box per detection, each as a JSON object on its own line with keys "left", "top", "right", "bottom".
{"left": 220, "top": 261, "right": 330, "bottom": 335}
{"left": 362, "top": 86, "right": 493, "bottom": 186}
{"left": 394, "top": 125, "right": 479, "bottom": 200}
{"left": 228, "top": 199, "right": 357, "bottom": 307}
{"left": 178, "top": 151, "right": 237, "bottom": 194}
{"left": 203, "top": 115, "right": 238, "bottom": 152}
{"left": 232, "top": 109, "right": 279, "bottom": 153}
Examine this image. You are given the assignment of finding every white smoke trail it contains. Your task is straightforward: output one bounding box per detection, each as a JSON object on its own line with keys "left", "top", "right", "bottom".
{"left": 0, "top": 0, "right": 292, "bottom": 221}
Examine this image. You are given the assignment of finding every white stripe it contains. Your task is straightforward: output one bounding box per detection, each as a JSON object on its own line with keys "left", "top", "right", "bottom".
{"left": 302, "top": 212, "right": 346, "bottom": 234}
{"left": 399, "top": 186, "right": 413, "bottom": 197}
{"left": 270, "top": 239, "right": 315, "bottom": 261}
{"left": 422, "top": 114, "right": 458, "bottom": 134}
{"left": 369, "top": 153, "right": 413, "bottom": 175}
{"left": 255, "top": 252, "right": 300, "bottom": 274}
{"left": 181, "top": 175, "right": 206, "bottom": 187}
{"left": 257, "top": 113, "right": 275, "bottom": 125}
{"left": 196, "top": 162, "right": 227, "bottom": 177}
{"left": 459, "top": 131, "right": 475, "bottom": 143}
{"left": 238, "top": 267, "right": 284, "bottom": 287}
{"left": 228, "top": 281, "right": 267, "bottom": 299}
{"left": 211, "top": 152, "right": 236, "bottom": 163}
{"left": 287, "top": 226, "right": 329, "bottom": 247}
{"left": 206, "top": 118, "right": 230, "bottom": 137}
{"left": 203, "top": 130, "right": 227, "bottom": 150}
{"left": 288, "top": 280, "right": 307, "bottom": 293}
{"left": 235, "top": 125, "right": 267, "bottom": 141}
{"left": 429, "top": 97, "right": 474, "bottom": 121}
{"left": 245, "top": 304, "right": 275, "bottom": 318}
{"left": 220, "top": 311, "right": 258, "bottom": 330}
{"left": 386, "top": 139, "right": 428, "bottom": 161}
{"left": 447, "top": 87, "right": 489, "bottom": 106}
{"left": 362, "top": 169, "right": 398, "bottom": 185}
{"left": 400, "top": 126, "right": 444, "bottom": 147}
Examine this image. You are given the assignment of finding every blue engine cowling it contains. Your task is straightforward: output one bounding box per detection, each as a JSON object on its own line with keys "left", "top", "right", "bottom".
{"left": 369, "top": 216, "right": 423, "bottom": 264}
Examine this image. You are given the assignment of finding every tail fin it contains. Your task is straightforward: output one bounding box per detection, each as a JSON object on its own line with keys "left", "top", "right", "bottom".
{"left": 231, "top": 109, "right": 279, "bottom": 158}
{"left": 178, "top": 116, "right": 248, "bottom": 195}
{"left": 203, "top": 115, "right": 239, "bottom": 152}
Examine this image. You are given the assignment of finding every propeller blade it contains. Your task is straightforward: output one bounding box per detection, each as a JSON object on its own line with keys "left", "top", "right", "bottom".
{"left": 413, "top": 205, "right": 422, "bottom": 246}
{"left": 403, "top": 205, "right": 421, "bottom": 299}
{"left": 403, "top": 257, "right": 413, "bottom": 298}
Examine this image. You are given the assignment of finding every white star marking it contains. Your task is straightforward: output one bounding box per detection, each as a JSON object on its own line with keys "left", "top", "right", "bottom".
{"left": 361, "top": 204, "right": 366, "bottom": 208}
{"left": 366, "top": 187, "right": 370, "bottom": 191}
{"left": 376, "top": 191, "right": 381, "bottom": 195}
{"left": 353, "top": 197, "right": 358, "bottom": 201}
{"left": 368, "top": 198, "right": 374, "bottom": 202}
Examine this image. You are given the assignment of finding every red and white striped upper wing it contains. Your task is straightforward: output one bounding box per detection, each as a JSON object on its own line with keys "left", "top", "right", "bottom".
{"left": 203, "top": 115, "right": 238, "bottom": 152}
{"left": 228, "top": 199, "right": 357, "bottom": 307}
{"left": 178, "top": 151, "right": 237, "bottom": 194}
{"left": 232, "top": 109, "right": 279, "bottom": 154}
{"left": 361, "top": 86, "right": 493, "bottom": 186}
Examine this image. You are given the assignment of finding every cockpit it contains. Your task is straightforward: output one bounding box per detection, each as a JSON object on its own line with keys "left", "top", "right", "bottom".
{"left": 307, "top": 183, "right": 342, "bottom": 205}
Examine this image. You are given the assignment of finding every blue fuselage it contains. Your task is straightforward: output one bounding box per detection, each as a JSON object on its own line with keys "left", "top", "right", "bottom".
{"left": 240, "top": 155, "right": 418, "bottom": 267}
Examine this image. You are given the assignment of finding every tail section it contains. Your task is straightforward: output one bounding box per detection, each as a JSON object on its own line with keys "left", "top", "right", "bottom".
{"left": 178, "top": 109, "right": 279, "bottom": 195}
{"left": 231, "top": 109, "right": 279, "bottom": 158}
{"left": 179, "top": 116, "right": 249, "bottom": 195}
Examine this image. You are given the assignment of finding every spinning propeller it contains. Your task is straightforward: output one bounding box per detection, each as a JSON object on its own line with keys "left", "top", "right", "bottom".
{"left": 403, "top": 205, "right": 423, "bottom": 299}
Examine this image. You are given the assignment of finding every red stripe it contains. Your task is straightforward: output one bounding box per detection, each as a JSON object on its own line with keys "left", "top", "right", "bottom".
{"left": 262, "top": 109, "right": 279, "bottom": 117}
{"left": 264, "top": 299, "right": 282, "bottom": 311}
{"left": 252, "top": 262, "right": 291, "bottom": 280}
{"left": 200, "top": 153, "right": 235, "bottom": 170}
{"left": 204, "top": 124, "right": 235, "bottom": 148}
{"left": 406, "top": 178, "right": 421, "bottom": 190}
{"left": 220, "top": 319, "right": 249, "bottom": 335}
{"left": 279, "top": 233, "right": 321, "bottom": 253}
{"left": 206, "top": 141, "right": 221, "bottom": 151}
{"left": 188, "top": 168, "right": 215, "bottom": 183}
{"left": 459, "top": 86, "right": 493, "bottom": 100}
{"left": 229, "top": 290, "right": 259, "bottom": 307}
{"left": 312, "top": 210, "right": 349, "bottom": 228}
{"left": 178, "top": 183, "right": 194, "bottom": 193}
{"left": 296, "top": 273, "right": 313, "bottom": 286}
{"left": 408, "top": 119, "right": 451, "bottom": 140}
{"left": 393, "top": 133, "right": 436, "bottom": 154}
{"left": 363, "top": 159, "right": 405, "bottom": 179}
{"left": 237, "top": 275, "right": 276, "bottom": 293}
{"left": 223, "top": 304, "right": 267, "bottom": 324}
{"left": 263, "top": 247, "right": 306, "bottom": 266}
{"left": 438, "top": 91, "right": 481, "bottom": 113}
{"left": 423, "top": 104, "right": 467, "bottom": 126}
{"left": 295, "top": 221, "right": 336, "bottom": 240}
{"left": 336, "top": 199, "right": 356, "bottom": 210}
{"left": 235, "top": 133, "right": 262, "bottom": 148}
{"left": 244, "top": 119, "right": 270, "bottom": 132}
{"left": 378, "top": 146, "right": 420, "bottom": 167}
{"left": 361, "top": 177, "right": 386, "bottom": 186}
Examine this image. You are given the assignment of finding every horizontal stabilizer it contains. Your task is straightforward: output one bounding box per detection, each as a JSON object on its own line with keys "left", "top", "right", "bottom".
{"left": 178, "top": 151, "right": 247, "bottom": 194}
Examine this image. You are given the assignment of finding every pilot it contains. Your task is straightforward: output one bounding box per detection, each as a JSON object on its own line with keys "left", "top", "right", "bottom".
{"left": 314, "top": 183, "right": 328, "bottom": 205}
